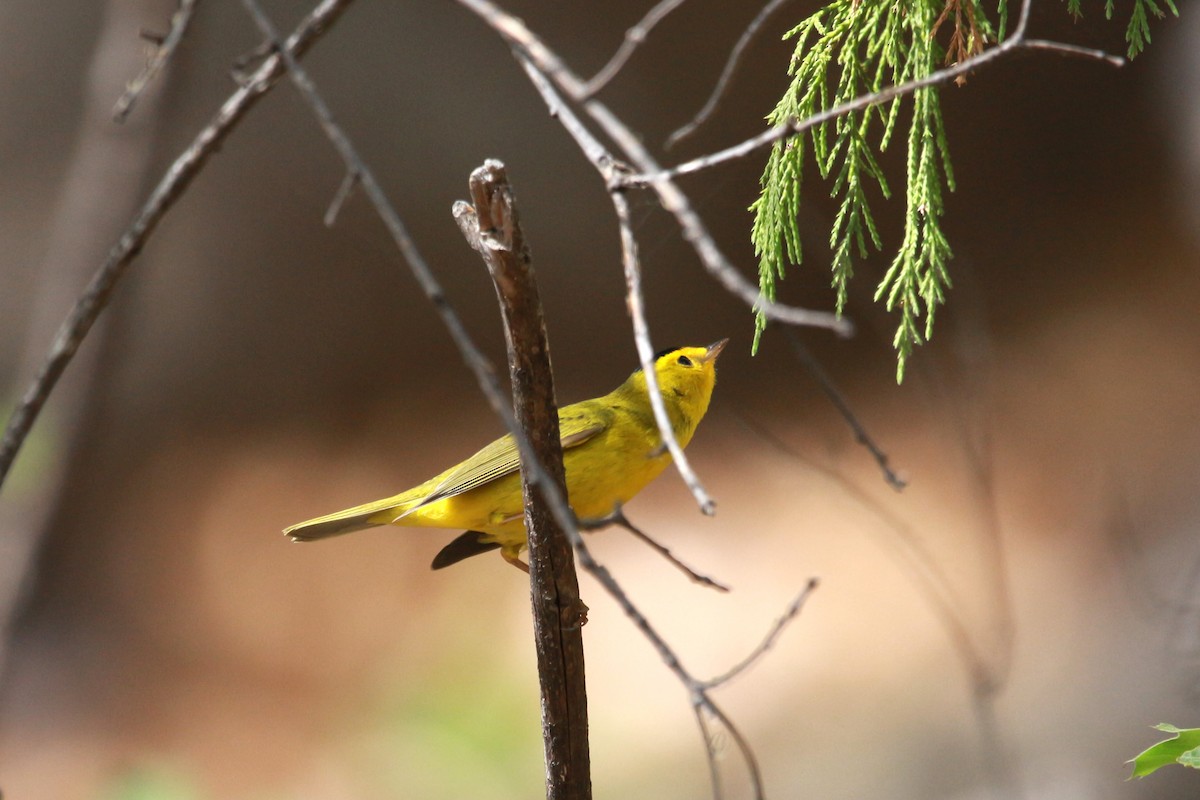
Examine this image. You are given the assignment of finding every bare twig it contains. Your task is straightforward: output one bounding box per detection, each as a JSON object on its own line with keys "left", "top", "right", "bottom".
{"left": 0, "top": 0, "right": 356, "bottom": 495}
{"left": 613, "top": 190, "right": 719, "bottom": 514}
{"left": 702, "top": 579, "right": 819, "bottom": 688}
{"left": 628, "top": 0, "right": 1124, "bottom": 186}
{"left": 695, "top": 709, "right": 724, "bottom": 797}
{"left": 780, "top": 327, "right": 907, "bottom": 490}
{"left": 515, "top": 53, "right": 721, "bottom": 513}
{"left": 731, "top": 410, "right": 990, "bottom": 685}
{"left": 113, "top": 0, "right": 200, "bottom": 122}
{"left": 666, "top": 0, "right": 797, "bottom": 149}
{"left": 581, "top": 505, "right": 730, "bottom": 592}
{"left": 581, "top": 0, "right": 688, "bottom": 98}
{"left": 455, "top": 162, "right": 591, "bottom": 800}
{"left": 323, "top": 169, "right": 361, "bottom": 226}
{"left": 1022, "top": 38, "right": 1125, "bottom": 64}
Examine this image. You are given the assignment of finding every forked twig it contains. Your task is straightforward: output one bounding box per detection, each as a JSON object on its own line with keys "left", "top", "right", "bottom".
{"left": 581, "top": 0, "right": 689, "bottom": 98}
{"left": 324, "top": 169, "right": 361, "bottom": 226}
{"left": 113, "top": 0, "right": 200, "bottom": 122}
{"left": 780, "top": 327, "right": 907, "bottom": 490}
{"left": 569, "top": 533, "right": 813, "bottom": 800}
{"left": 581, "top": 505, "right": 730, "bottom": 592}
{"left": 702, "top": 579, "right": 819, "bottom": 688}
{"left": 666, "top": 0, "right": 797, "bottom": 149}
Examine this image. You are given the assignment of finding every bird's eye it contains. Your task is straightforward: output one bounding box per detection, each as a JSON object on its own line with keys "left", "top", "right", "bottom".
{"left": 677, "top": 355, "right": 693, "bottom": 367}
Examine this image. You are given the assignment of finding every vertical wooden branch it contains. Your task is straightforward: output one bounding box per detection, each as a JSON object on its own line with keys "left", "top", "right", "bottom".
{"left": 453, "top": 160, "right": 591, "bottom": 800}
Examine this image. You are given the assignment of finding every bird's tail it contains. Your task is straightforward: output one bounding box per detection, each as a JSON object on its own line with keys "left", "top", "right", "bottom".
{"left": 285, "top": 495, "right": 419, "bottom": 541}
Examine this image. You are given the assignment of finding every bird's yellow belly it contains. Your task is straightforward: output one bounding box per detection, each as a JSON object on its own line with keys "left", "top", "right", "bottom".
{"left": 401, "top": 443, "right": 673, "bottom": 552}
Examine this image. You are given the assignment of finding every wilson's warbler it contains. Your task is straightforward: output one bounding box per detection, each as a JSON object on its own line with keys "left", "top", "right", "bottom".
{"left": 285, "top": 340, "right": 727, "bottom": 570}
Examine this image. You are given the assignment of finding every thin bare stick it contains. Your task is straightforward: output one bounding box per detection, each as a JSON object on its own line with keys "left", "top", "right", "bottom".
{"left": 113, "top": 0, "right": 200, "bottom": 122}
{"left": 519, "top": 55, "right": 848, "bottom": 332}
{"left": 613, "top": 190, "right": 717, "bottom": 514}
{"left": 629, "top": 0, "right": 1124, "bottom": 185}
{"left": 581, "top": 0, "right": 688, "bottom": 98}
{"left": 0, "top": 0, "right": 356, "bottom": 495}
{"left": 1022, "top": 38, "right": 1126, "bottom": 64}
{"left": 581, "top": 506, "right": 729, "bottom": 592}
{"left": 666, "top": 0, "right": 796, "bottom": 149}
{"left": 323, "top": 169, "right": 361, "bottom": 226}
{"left": 781, "top": 327, "right": 907, "bottom": 490}
{"left": 694, "top": 709, "right": 724, "bottom": 800}
{"left": 702, "top": 579, "right": 819, "bottom": 688}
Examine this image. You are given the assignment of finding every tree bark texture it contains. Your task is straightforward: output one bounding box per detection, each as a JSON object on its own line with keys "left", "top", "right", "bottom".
{"left": 456, "top": 160, "right": 591, "bottom": 800}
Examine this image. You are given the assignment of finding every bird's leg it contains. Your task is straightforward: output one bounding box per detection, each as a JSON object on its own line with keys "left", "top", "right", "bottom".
{"left": 503, "top": 550, "right": 530, "bottom": 573}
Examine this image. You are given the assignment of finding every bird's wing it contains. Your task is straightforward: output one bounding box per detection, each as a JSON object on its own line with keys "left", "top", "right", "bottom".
{"left": 410, "top": 404, "right": 611, "bottom": 510}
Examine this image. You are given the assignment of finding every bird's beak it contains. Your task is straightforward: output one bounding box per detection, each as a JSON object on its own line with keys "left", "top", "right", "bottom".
{"left": 701, "top": 338, "right": 729, "bottom": 364}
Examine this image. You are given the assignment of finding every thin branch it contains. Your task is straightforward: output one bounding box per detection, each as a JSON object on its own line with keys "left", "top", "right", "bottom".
{"left": 1021, "top": 38, "right": 1127, "bottom": 64}
{"left": 519, "top": 47, "right": 849, "bottom": 334}
{"left": 627, "top": 0, "right": 1124, "bottom": 186}
{"left": 0, "top": 0, "right": 356, "bottom": 495}
{"left": 581, "top": 0, "right": 689, "bottom": 98}
{"left": 781, "top": 327, "right": 907, "bottom": 490}
{"left": 323, "top": 169, "right": 361, "bottom": 227}
{"left": 702, "top": 578, "right": 819, "bottom": 689}
{"left": 581, "top": 505, "right": 730, "bottom": 592}
{"left": 113, "top": 0, "right": 200, "bottom": 122}
{"left": 694, "top": 708, "right": 724, "bottom": 799}
{"left": 613, "top": 189, "right": 718, "bottom": 514}
{"left": 666, "top": 0, "right": 797, "bottom": 149}
{"left": 731, "top": 409, "right": 992, "bottom": 687}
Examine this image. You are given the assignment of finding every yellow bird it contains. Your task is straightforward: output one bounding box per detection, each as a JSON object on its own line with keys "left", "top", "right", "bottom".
{"left": 285, "top": 340, "right": 727, "bottom": 571}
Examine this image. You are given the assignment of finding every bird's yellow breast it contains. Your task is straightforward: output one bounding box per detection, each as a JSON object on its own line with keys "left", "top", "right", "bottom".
{"left": 401, "top": 404, "right": 680, "bottom": 550}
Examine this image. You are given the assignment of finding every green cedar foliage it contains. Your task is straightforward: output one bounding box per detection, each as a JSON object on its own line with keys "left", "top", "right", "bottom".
{"left": 751, "top": 0, "right": 1178, "bottom": 381}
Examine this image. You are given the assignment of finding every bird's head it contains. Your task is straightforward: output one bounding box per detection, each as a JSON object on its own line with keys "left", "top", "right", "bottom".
{"left": 624, "top": 339, "right": 728, "bottom": 438}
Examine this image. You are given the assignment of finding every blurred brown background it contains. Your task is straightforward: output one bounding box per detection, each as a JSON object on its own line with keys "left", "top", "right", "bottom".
{"left": 2, "top": 0, "right": 1199, "bottom": 798}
